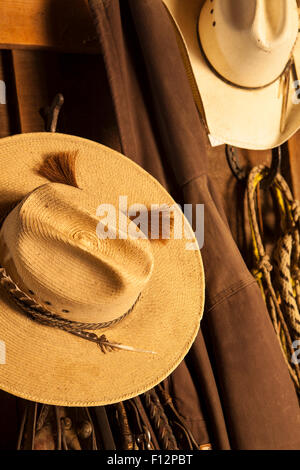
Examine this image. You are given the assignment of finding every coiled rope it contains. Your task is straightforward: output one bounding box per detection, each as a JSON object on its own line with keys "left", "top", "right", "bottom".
{"left": 247, "top": 164, "right": 300, "bottom": 396}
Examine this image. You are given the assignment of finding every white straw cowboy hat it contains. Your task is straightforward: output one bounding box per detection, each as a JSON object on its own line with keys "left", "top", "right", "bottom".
{"left": 163, "top": 0, "right": 300, "bottom": 150}
{"left": 0, "top": 132, "right": 204, "bottom": 406}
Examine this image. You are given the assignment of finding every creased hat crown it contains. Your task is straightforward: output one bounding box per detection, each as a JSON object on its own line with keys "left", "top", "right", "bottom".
{"left": 199, "top": 0, "right": 299, "bottom": 88}
{"left": 0, "top": 183, "right": 154, "bottom": 323}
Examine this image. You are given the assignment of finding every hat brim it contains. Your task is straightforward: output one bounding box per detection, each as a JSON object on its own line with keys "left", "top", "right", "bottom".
{"left": 0, "top": 132, "right": 204, "bottom": 406}
{"left": 163, "top": 0, "right": 300, "bottom": 150}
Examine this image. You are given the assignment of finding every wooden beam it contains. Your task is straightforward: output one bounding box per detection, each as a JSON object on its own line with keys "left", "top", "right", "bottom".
{"left": 288, "top": 131, "right": 300, "bottom": 200}
{"left": 0, "top": 0, "right": 101, "bottom": 54}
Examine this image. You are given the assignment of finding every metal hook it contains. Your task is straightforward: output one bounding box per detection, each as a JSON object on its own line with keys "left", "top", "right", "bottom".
{"left": 225, "top": 144, "right": 281, "bottom": 188}
{"left": 40, "top": 93, "right": 64, "bottom": 133}
{"left": 260, "top": 146, "right": 282, "bottom": 189}
{"left": 225, "top": 145, "right": 247, "bottom": 181}
{"left": 136, "top": 425, "right": 152, "bottom": 450}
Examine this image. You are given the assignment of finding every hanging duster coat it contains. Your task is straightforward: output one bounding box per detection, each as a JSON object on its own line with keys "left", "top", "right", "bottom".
{"left": 88, "top": 0, "right": 300, "bottom": 449}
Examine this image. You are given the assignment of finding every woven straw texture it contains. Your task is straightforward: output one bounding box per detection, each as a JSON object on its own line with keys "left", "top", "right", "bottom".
{"left": 0, "top": 133, "right": 204, "bottom": 406}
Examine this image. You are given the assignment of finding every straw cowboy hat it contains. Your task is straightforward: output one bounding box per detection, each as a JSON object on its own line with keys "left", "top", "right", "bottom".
{"left": 0, "top": 132, "right": 204, "bottom": 406}
{"left": 163, "top": 0, "right": 300, "bottom": 150}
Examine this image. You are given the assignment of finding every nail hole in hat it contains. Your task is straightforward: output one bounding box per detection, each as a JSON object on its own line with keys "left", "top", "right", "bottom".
{"left": 44, "top": 301, "right": 52, "bottom": 306}
{"left": 210, "top": 9, "right": 214, "bottom": 14}
{"left": 62, "top": 309, "right": 70, "bottom": 313}
{"left": 213, "top": 21, "right": 216, "bottom": 27}
{"left": 28, "top": 290, "right": 35, "bottom": 295}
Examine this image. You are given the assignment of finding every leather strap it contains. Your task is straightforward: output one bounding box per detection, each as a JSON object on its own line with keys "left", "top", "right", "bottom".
{"left": 91, "top": 406, "right": 116, "bottom": 450}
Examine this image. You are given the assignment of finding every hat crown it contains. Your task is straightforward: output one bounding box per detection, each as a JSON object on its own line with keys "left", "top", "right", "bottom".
{"left": 252, "top": 0, "right": 291, "bottom": 51}
{"left": 199, "top": 0, "right": 299, "bottom": 88}
{"left": 0, "top": 183, "right": 154, "bottom": 323}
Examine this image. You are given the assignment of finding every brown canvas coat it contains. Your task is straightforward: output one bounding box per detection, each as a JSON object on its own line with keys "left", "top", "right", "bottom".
{"left": 88, "top": 0, "right": 300, "bottom": 449}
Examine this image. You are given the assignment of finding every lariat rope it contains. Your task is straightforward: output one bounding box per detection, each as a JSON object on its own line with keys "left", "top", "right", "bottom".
{"left": 247, "top": 165, "right": 300, "bottom": 396}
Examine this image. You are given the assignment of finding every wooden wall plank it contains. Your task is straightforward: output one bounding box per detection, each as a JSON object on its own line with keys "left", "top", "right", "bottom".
{"left": 11, "top": 50, "right": 58, "bottom": 133}
{"left": 0, "top": 52, "right": 11, "bottom": 137}
{"left": 0, "top": 0, "right": 100, "bottom": 54}
{"left": 288, "top": 131, "right": 300, "bottom": 200}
